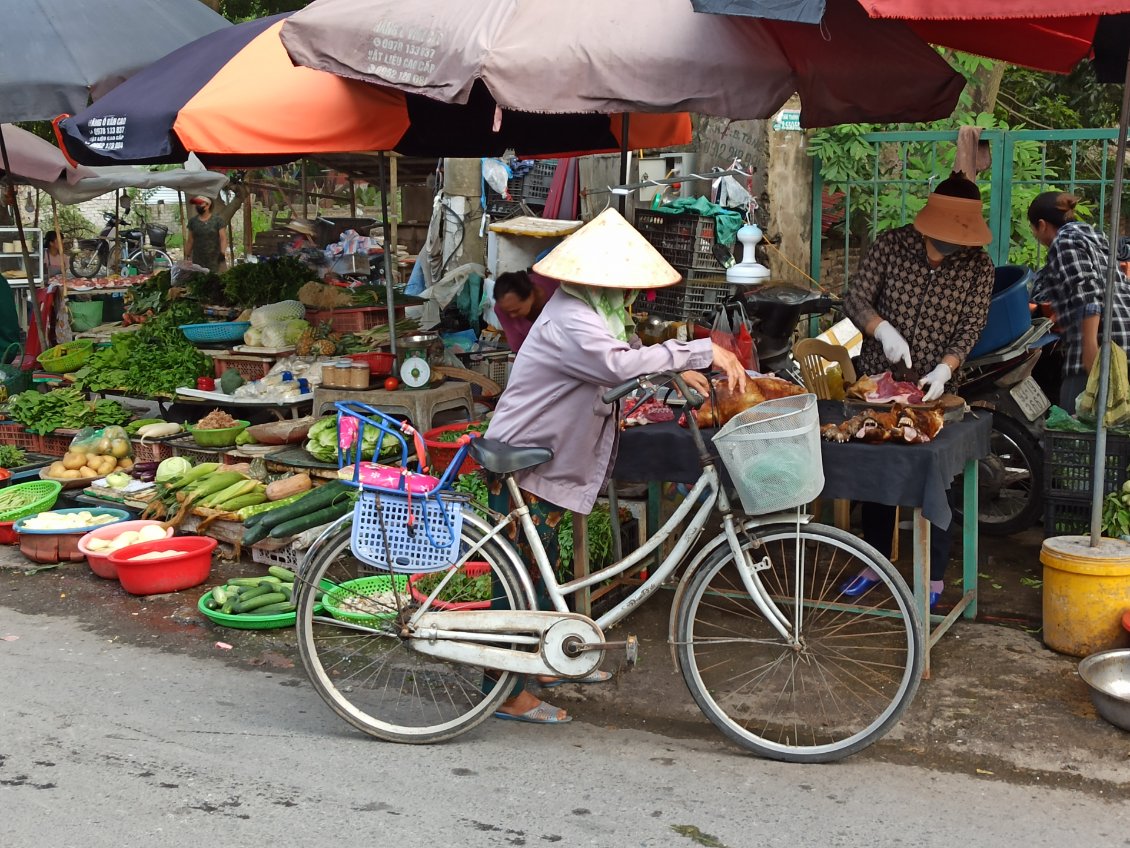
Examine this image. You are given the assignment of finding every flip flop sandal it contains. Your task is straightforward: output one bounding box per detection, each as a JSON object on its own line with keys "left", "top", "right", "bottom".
{"left": 538, "top": 670, "right": 613, "bottom": 689}
{"left": 493, "top": 699, "right": 572, "bottom": 724}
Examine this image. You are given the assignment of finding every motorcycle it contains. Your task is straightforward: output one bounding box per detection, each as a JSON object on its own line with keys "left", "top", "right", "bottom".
{"left": 70, "top": 210, "right": 171, "bottom": 278}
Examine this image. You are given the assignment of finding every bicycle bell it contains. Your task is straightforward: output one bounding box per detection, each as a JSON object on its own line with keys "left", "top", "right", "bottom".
{"left": 726, "top": 223, "right": 771, "bottom": 286}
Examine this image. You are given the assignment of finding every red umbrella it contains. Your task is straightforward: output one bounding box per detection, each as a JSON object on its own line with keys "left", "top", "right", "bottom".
{"left": 861, "top": 1, "right": 1130, "bottom": 75}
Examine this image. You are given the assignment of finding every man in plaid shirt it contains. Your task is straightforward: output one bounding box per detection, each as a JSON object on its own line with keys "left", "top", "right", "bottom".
{"left": 1030, "top": 191, "right": 1130, "bottom": 413}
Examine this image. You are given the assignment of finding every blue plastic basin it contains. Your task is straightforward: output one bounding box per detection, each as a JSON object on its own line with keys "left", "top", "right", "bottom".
{"left": 968, "top": 265, "right": 1033, "bottom": 359}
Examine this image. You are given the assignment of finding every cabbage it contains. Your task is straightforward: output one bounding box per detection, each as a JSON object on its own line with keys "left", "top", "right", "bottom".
{"left": 243, "top": 327, "right": 263, "bottom": 346}
{"left": 283, "top": 319, "right": 310, "bottom": 344}
{"left": 303, "top": 416, "right": 398, "bottom": 463}
{"left": 250, "top": 300, "right": 306, "bottom": 327}
{"left": 155, "top": 456, "right": 192, "bottom": 482}
{"left": 261, "top": 324, "right": 288, "bottom": 348}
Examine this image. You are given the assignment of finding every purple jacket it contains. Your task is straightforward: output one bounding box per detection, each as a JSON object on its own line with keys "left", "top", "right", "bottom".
{"left": 486, "top": 292, "right": 712, "bottom": 514}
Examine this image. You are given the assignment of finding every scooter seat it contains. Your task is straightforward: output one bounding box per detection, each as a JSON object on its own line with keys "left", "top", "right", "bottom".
{"left": 468, "top": 438, "right": 553, "bottom": 474}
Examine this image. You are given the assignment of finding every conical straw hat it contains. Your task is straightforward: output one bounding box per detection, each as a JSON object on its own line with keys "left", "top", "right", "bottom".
{"left": 533, "top": 208, "right": 682, "bottom": 289}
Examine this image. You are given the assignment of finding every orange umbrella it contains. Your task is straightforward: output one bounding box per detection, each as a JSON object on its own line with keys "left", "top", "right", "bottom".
{"left": 55, "top": 15, "right": 690, "bottom": 166}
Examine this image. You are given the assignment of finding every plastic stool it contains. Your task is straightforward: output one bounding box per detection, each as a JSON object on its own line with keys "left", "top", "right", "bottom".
{"left": 313, "top": 381, "right": 474, "bottom": 431}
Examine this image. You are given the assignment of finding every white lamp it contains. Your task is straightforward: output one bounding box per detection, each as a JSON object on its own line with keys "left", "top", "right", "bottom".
{"left": 726, "top": 223, "right": 771, "bottom": 285}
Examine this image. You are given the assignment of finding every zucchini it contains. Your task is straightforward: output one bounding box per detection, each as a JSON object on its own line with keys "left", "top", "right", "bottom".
{"left": 234, "top": 591, "right": 288, "bottom": 613}
{"left": 269, "top": 500, "right": 353, "bottom": 539}
{"left": 268, "top": 565, "right": 296, "bottom": 582}
{"left": 256, "top": 480, "right": 353, "bottom": 531}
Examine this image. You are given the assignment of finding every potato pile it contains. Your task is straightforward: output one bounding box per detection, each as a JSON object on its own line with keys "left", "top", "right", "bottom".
{"left": 46, "top": 433, "right": 134, "bottom": 481}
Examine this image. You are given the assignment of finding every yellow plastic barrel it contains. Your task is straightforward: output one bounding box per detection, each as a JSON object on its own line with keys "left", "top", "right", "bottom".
{"left": 1041, "top": 535, "right": 1130, "bottom": 657}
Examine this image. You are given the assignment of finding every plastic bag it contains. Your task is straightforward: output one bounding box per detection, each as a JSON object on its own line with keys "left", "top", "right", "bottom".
{"left": 56, "top": 426, "right": 134, "bottom": 479}
{"left": 481, "top": 158, "right": 512, "bottom": 198}
{"left": 710, "top": 307, "right": 738, "bottom": 356}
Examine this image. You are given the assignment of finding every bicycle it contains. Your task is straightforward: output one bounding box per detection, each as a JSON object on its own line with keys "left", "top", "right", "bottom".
{"left": 294, "top": 375, "right": 923, "bottom": 763}
{"left": 70, "top": 210, "right": 172, "bottom": 278}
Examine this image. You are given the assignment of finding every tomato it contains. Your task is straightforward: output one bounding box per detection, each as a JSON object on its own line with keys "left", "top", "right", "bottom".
{"left": 383, "top": 376, "right": 400, "bottom": 391}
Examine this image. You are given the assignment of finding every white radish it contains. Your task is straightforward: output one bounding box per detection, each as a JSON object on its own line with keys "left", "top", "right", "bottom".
{"left": 137, "top": 423, "right": 183, "bottom": 442}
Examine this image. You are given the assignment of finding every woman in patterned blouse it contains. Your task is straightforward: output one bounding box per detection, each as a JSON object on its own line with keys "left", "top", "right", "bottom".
{"left": 841, "top": 173, "right": 995, "bottom": 608}
{"left": 1028, "top": 191, "right": 1130, "bottom": 413}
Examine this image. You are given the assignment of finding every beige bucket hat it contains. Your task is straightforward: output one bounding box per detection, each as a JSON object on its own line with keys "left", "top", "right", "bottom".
{"left": 913, "top": 194, "right": 992, "bottom": 247}
{"left": 285, "top": 218, "right": 316, "bottom": 237}
{"left": 533, "top": 208, "right": 682, "bottom": 289}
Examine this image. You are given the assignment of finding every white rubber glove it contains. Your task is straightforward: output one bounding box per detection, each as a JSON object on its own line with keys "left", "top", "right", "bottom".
{"left": 918, "top": 362, "right": 953, "bottom": 402}
{"left": 873, "top": 321, "right": 913, "bottom": 369}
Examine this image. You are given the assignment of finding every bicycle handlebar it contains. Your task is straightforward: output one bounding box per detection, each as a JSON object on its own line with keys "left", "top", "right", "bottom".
{"left": 602, "top": 371, "right": 705, "bottom": 409}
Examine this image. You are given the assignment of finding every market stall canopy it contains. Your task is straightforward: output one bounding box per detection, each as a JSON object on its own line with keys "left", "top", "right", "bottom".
{"left": 280, "top": 0, "right": 966, "bottom": 127}
{"left": 0, "top": 123, "right": 228, "bottom": 204}
{"left": 691, "top": 1, "right": 1130, "bottom": 79}
{"left": 0, "top": 0, "right": 229, "bottom": 123}
{"left": 54, "top": 14, "right": 691, "bottom": 167}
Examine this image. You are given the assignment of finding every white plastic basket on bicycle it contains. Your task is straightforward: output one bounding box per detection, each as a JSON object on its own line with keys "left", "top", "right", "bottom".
{"left": 712, "top": 393, "right": 823, "bottom": 515}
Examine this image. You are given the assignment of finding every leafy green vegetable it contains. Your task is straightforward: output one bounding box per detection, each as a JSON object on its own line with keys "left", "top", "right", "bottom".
{"left": 453, "top": 472, "right": 490, "bottom": 519}
{"left": 304, "top": 415, "right": 397, "bottom": 463}
{"left": 221, "top": 257, "right": 309, "bottom": 307}
{"left": 412, "top": 569, "right": 492, "bottom": 603}
{"left": 0, "top": 444, "right": 27, "bottom": 469}
{"left": 75, "top": 303, "right": 211, "bottom": 397}
{"left": 557, "top": 505, "right": 617, "bottom": 579}
{"left": 3, "top": 388, "right": 129, "bottom": 434}
{"left": 434, "top": 421, "right": 489, "bottom": 443}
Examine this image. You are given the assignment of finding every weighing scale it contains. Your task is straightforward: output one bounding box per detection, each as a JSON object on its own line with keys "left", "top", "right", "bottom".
{"left": 398, "top": 332, "right": 443, "bottom": 390}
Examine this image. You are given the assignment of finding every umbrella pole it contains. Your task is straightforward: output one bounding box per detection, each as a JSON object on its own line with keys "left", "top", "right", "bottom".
{"left": 0, "top": 126, "right": 48, "bottom": 351}
{"left": 617, "top": 114, "right": 630, "bottom": 215}
{"left": 378, "top": 152, "right": 398, "bottom": 359}
{"left": 1089, "top": 52, "right": 1130, "bottom": 546}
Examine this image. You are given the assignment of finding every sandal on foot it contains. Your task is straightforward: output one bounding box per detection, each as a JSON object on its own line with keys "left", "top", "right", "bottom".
{"left": 538, "top": 670, "right": 613, "bottom": 689}
{"left": 493, "top": 699, "right": 572, "bottom": 724}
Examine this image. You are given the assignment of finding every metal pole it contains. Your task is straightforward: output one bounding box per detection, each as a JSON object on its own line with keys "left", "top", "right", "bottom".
{"left": 1089, "top": 53, "right": 1130, "bottom": 546}
{"left": 617, "top": 114, "right": 630, "bottom": 215}
{"left": 0, "top": 126, "right": 48, "bottom": 348}
{"left": 378, "top": 152, "right": 398, "bottom": 358}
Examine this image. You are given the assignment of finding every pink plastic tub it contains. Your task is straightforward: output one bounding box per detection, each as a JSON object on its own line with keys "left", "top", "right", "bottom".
{"left": 78, "top": 520, "right": 175, "bottom": 579}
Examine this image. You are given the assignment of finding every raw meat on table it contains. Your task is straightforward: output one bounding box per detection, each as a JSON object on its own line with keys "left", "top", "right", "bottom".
{"left": 820, "top": 404, "right": 944, "bottom": 445}
{"left": 621, "top": 397, "right": 675, "bottom": 427}
{"left": 847, "top": 371, "right": 925, "bottom": 405}
{"left": 682, "top": 376, "right": 807, "bottom": 429}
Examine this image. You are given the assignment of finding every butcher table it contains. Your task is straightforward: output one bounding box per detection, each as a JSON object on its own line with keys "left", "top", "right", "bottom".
{"left": 612, "top": 400, "right": 992, "bottom": 677}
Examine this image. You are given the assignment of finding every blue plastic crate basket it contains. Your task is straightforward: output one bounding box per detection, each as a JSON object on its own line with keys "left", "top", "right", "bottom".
{"left": 350, "top": 489, "right": 464, "bottom": 574}
{"left": 179, "top": 322, "right": 251, "bottom": 344}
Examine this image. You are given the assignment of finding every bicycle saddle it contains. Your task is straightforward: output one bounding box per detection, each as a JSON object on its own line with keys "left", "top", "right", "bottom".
{"left": 468, "top": 438, "right": 553, "bottom": 474}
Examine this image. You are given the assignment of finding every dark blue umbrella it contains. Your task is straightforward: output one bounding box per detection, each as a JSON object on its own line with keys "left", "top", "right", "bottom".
{"left": 689, "top": 0, "right": 825, "bottom": 24}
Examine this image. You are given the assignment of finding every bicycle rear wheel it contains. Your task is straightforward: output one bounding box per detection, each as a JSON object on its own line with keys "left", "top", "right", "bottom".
{"left": 128, "top": 248, "right": 171, "bottom": 275}
{"left": 676, "top": 522, "right": 922, "bottom": 763}
{"left": 295, "top": 517, "right": 532, "bottom": 744}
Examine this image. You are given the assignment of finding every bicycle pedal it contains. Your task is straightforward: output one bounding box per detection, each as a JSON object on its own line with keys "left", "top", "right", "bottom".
{"left": 625, "top": 634, "right": 638, "bottom": 666}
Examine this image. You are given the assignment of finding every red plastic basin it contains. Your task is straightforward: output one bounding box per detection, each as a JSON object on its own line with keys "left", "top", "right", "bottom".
{"left": 108, "top": 535, "right": 217, "bottom": 595}
{"left": 0, "top": 521, "right": 16, "bottom": 545}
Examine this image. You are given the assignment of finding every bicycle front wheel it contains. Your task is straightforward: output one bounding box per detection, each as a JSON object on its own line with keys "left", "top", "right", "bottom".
{"left": 295, "top": 517, "right": 532, "bottom": 744}
{"left": 676, "top": 522, "right": 922, "bottom": 763}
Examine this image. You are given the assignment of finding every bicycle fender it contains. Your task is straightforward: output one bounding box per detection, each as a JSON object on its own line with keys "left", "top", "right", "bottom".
{"left": 666, "top": 513, "right": 813, "bottom": 671}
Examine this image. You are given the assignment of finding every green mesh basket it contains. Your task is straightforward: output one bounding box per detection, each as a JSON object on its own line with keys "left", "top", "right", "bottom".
{"left": 37, "top": 339, "right": 94, "bottom": 373}
{"left": 322, "top": 575, "right": 409, "bottom": 625}
{"left": 0, "top": 480, "right": 63, "bottom": 523}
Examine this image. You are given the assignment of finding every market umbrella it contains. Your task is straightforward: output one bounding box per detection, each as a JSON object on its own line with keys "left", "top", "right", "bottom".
{"left": 54, "top": 14, "right": 692, "bottom": 167}
{"left": 280, "top": 0, "right": 967, "bottom": 128}
{"left": 0, "top": 0, "right": 228, "bottom": 350}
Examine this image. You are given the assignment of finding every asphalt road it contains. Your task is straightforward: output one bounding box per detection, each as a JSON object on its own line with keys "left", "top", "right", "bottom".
{"left": 1, "top": 608, "right": 1126, "bottom": 848}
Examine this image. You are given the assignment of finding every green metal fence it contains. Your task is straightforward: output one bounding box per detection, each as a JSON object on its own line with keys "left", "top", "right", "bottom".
{"left": 810, "top": 128, "right": 1123, "bottom": 290}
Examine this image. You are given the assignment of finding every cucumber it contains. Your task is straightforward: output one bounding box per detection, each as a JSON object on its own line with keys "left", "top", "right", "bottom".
{"left": 242, "top": 524, "right": 271, "bottom": 546}
{"left": 234, "top": 585, "right": 275, "bottom": 603}
{"left": 234, "top": 591, "right": 288, "bottom": 613}
{"left": 257, "top": 577, "right": 282, "bottom": 587}
{"left": 243, "top": 602, "right": 297, "bottom": 616}
{"left": 269, "top": 500, "right": 353, "bottom": 539}
{"left": 220, "top": 596, "right": 238, "bottom": 615}
{"left": 240, "top": 490, "right": 311, "bottom": 524}
{"left": 227, "top": 576, "right": 265, "bottom": 588}
{"left": 268, "top": 565, "right": 296, "bottom": 582}
{"left": 211, "top": 585, "right": 229, "bottom": 605}
{"left": 205, "top": 597, "right": 220, "bottom": 610}
{"left": 256, "top": 481, "right": 353, "bottom": 531}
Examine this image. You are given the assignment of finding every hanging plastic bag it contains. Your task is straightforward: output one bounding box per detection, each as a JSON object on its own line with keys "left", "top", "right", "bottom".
{"left": 710, "top": 305, "right": 739, "bottom": 357}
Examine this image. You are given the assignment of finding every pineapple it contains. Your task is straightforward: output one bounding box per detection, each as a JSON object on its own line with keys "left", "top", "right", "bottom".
{"left": 299, "top": 322, "right": 338, "bottom": 357}
{"left": 296, "top": 329, "right": 315, "bottom": 357}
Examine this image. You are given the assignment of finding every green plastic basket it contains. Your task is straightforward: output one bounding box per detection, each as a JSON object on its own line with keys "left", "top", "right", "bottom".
{"left": 196, "top": 579, "right": 334, "bottom": 630}
{"left": 185, "top": 420, "right": 250, "bottom": 447}
{"left": 322, "top": 575, "right": 409, "bottom": 625}
{"left": 37, "top": 339, "right": 94, "bottom": 373}
{"left": 0, "top": 480, "right": 63, "bottom": 523}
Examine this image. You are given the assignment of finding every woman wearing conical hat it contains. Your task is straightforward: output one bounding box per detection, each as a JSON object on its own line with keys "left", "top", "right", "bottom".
{"left": 484, "top": 208, "right": 747, "bottom": 724}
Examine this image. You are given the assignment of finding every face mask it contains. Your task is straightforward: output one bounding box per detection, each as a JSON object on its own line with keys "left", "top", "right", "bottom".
{"left": 194, "top": 203, "right": 207, "bottom": 214}
{"left": 931, "top": 238, "right": 963, "bottom": 256}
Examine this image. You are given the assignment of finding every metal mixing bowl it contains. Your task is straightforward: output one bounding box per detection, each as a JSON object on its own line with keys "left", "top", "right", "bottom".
{"left": 1078, "top": 648, "right": 1130, "bottom": 732}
